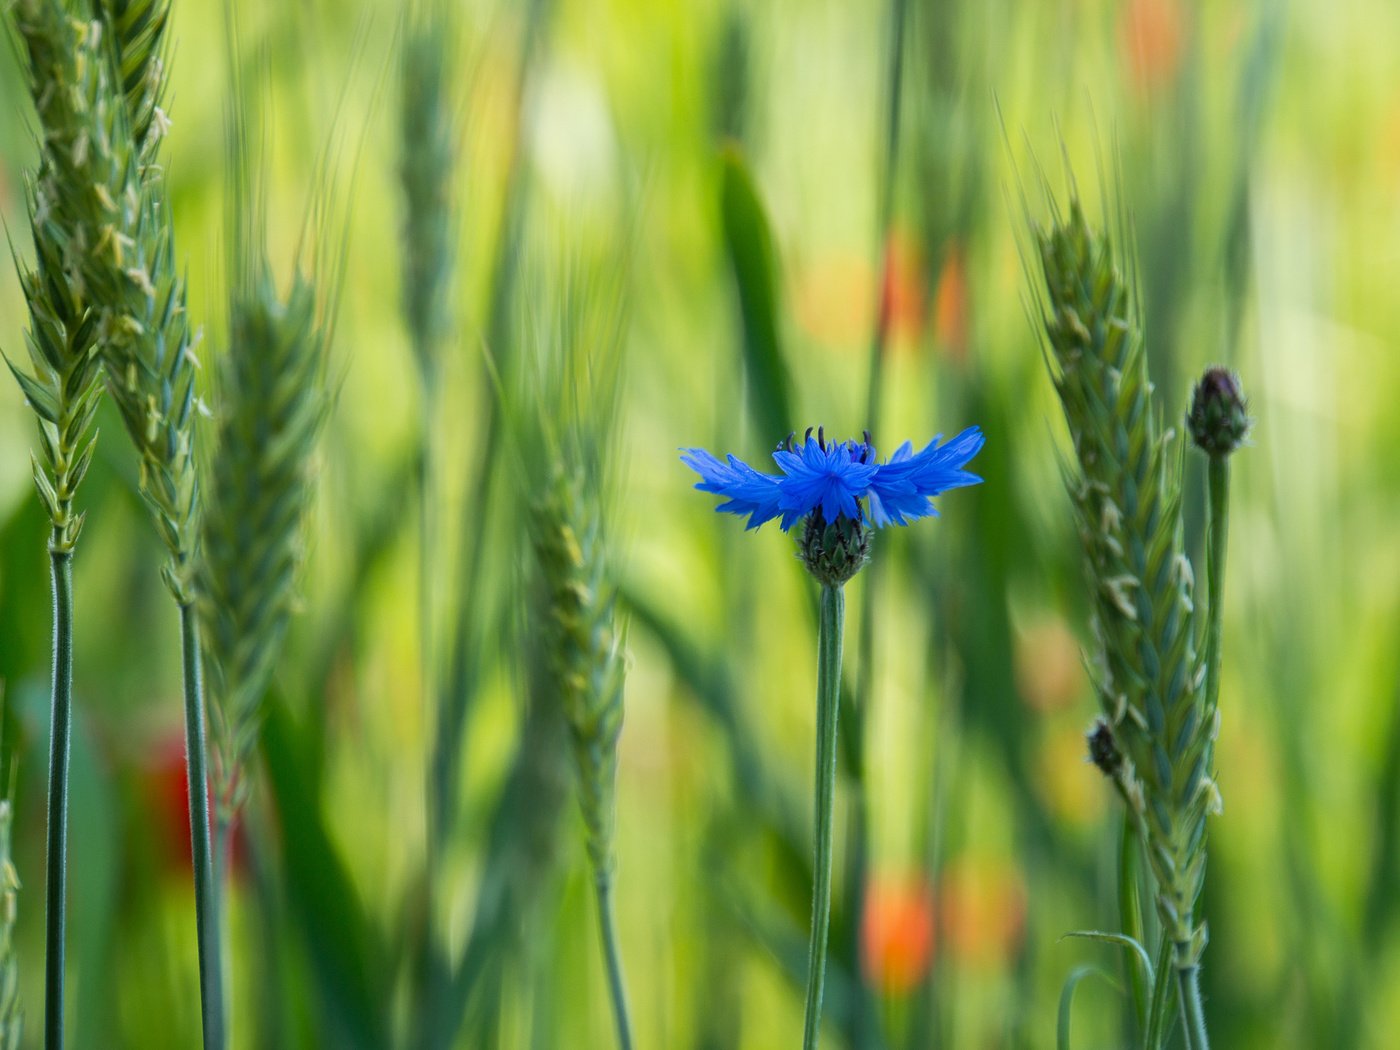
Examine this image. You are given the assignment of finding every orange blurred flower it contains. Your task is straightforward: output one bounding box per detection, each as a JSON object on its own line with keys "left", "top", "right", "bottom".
{"left": 880, "top": 230, "right": 927, "bottom": 351}
{"left": 936, "top": 854, "right": 1027, "bottom": 969}
{"left": 1119, "top": 0, "right": 1185, "bottom": 96}
{"left": 862, "top": 873, "right": 936, "bottom": 996}
{"left": 931, "top": 240, "right": 969, "bottom": 363}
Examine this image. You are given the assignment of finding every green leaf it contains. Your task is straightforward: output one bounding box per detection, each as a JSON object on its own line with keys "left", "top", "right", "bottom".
{"left": 260, "top": 696, "right": 389, "bottom": 1050}
{"left": 30, "top": 454, "right": 60, "bottom": 522}
{"left": 1058, "top": 964, "right": 1118, "bottom": 1050}
{"left": 1060, "top": 929, "right": 1155, "bottom": 987}
{"left": 5, "top": 352, "right": 60, "bottom": 424}
{"left": 718, "top": 144, "right": 793, "bottom": 448}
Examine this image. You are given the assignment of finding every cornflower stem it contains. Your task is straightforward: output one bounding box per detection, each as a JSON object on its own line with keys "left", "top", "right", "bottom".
{"left": 594, "top": 873, "right": 634, "bottom": 1050}
{"left": 1204, "top": 455, "right": 1230, "bottom": 715}
{"left": 803, "top": 584, "right": 846, "bottom": 1050}
{"left": 44, "top": 540, "right": 73, "bottom": 1050}
{"left": 1171, "top": 453, "right": 1228, "bottom": 1050}
{"left": 180, "top": 600, "right": 227, "bottom": 1050}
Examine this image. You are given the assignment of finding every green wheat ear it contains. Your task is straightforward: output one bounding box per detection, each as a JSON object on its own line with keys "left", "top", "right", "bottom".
{"left": 197, "top": 15, "right": 338, "bottom": 821}
{"left": 198, "top": 269, "right": 330, "bottom": 815}
{"left": 71, "top": 0, "right": 203, "bottom": 601}
{"left": 399, "top": 0, "right": 459, "bottom": 386}
{"left": 5, "top": 1, "right": 115, "bottom": 554}
{"left": 532, "top": 468, "right": 627, "bottom": 878}
{"left": 514, "top": 265, "right": 634, "bottom": 1049}
{"left": 1031, "top": 196, "right": 1217, "bottom": 969}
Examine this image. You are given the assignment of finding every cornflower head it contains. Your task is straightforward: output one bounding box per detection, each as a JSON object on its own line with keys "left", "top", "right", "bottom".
{"left": 1029, "top": 192, "right": 1217, "bottom": 1001}
{"left": 684, "top": 422, "right": 980, "bottom": 1049}
{"left": 682, "top": 425, "right": 985, "bottom": 586}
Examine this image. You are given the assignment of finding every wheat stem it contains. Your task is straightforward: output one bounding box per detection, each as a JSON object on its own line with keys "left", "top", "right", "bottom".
{"left": 1204, "top": 456, "right": 1230, "bottom": 719}
{"left": 43, "top": 543, "right": 72, "bottom": 1050}
{"left": 1118, "top": 811, "right": 1148, "bottom": 1033}
{"left": 802, "top": 584, "right": 845, "bottom": 1050}
{"left": 179, "top": 601, "right": 225, "bottom": 1050}
{"left": 594, "top": 874, "right": 634, "bottom": 1050}
{"left": 1176, "top": 962, "right": 1209, "bottom": 1050}
{"left": 1143, "top": 935, "right": 1175, "bottom": 1050}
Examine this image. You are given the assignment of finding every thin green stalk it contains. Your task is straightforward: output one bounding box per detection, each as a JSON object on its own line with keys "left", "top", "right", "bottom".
{"left": 1176, "top": 962, "right": 1208, "bottom": 1050}
{"left": 594, "top": 875, "right": 634, "bottom": 1050}
{"left": 1143, "top": 935, "right": 1175, "bottom": 1050}
{"left": 180, "top": 601, "right": 226, "bottom": 1050}
{"left": 44, "top": 542, "right": 72, "bottom": 1050}
{"left": 803, "top": 584, "right": 845, "bottom": 1050}
{"left": 1203, "top": 456, "right": 1230, "bottom": 715}
{"left": 1171, "top": 455, "right": 1226, "bottom": 1050}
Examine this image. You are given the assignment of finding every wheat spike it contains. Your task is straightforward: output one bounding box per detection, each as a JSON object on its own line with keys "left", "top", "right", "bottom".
{"left": 399, "top": 0, "right": 458, "bottom": 385}
{"left": 1033, "top": 197, "right": 1214, "bottom": 968}
{"left": 199, "top": 269, "right": 330, "bottom": 814}
{"left": 5, "top": 0, "right": 117, "bottom": 552}
{"left": 40, "top": 0, "right": 202, "bottom": 600}
{"left": 531, "top": 469, "right": 627, "bottom": 877}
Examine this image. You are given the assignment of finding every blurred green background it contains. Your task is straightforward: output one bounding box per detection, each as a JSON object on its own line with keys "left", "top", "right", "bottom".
{"left": 1, "top": 0, "right": 1397, "bottom": 1046}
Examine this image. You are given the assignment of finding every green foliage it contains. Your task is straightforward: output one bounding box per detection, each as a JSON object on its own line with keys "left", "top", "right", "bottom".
{"left": 0, "top": 799, "right": 20, "bottom": 1050}
{"left": 719, "top": 145, "right": 792, "bottom": 448}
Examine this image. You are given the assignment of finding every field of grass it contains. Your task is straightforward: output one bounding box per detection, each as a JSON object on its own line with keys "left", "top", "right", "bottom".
{"left": 1, "top": 0, "right": 1398, "bottom": 1047}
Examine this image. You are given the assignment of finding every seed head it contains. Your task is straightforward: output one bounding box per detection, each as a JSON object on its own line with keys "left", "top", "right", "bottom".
{"left": 1187, "top": 367, "right": 1250, "bottom": 458}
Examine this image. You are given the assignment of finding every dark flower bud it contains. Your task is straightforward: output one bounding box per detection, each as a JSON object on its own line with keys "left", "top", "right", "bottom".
{"left": 1187, "top": 367, "right": 1250, "bottom": 457}
{"left": 799, "top": 510, "right": 870, "bottom": 587}
{"left": 1087, "top": 718, "right": 1123, "bottom": 778}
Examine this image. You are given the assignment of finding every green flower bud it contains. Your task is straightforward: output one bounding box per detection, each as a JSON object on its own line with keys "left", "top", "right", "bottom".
{"left": 799, "top": 510, "right": 870, "bottom": 587}
{"left": 1187, "top": 367, "right": 1250, "bottom": 458}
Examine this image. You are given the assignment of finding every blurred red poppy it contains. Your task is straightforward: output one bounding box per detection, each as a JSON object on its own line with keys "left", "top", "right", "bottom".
{"left": 141, "top": 732, "right": 245, "bottom": 881}
{"left": 862, "top": 872, "right": 936, "bottom": 995}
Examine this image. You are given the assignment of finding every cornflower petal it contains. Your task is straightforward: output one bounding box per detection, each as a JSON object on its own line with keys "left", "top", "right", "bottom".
{"left": 683, "top": 426, "right": 982, "bottom": 533}
{"left": 680, "top": 448, "right": 783, "bottom": 529}
{"left": 774, "top": 437, "right": 878, "bottom": 528}
{"left": 867, "top": 427, "right": 985, "bottom": 528}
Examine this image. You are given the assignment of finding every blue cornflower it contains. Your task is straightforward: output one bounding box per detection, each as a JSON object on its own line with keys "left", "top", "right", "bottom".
{"left": 682, "top": 425, "right": 984, "bottom": 532}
